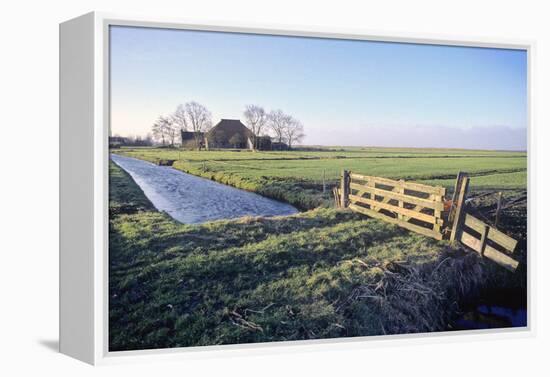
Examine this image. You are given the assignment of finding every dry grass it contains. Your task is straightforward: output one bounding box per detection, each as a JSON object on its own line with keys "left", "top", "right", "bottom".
{"left": 337, "top": 251, "right": 488, "bottom": 335}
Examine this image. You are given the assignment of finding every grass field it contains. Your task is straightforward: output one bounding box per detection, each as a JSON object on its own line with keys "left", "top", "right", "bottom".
{"left": 114, "top": 147, "right": 527, "bottom": 210}
{"left": 109, "top": 146, "right": 527, "bottom": 350}
{"left": 109, "top": 161, "right": 496, "bottom": 351}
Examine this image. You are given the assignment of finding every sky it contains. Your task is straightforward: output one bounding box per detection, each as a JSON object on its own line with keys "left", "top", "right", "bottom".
{"left": 110, "top": 25, "right": 527, "bottom": 150}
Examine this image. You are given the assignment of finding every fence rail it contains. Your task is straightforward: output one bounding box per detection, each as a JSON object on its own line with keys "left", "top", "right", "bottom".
{"left": 350, "top": 173, "right": 445, "bottom": 196}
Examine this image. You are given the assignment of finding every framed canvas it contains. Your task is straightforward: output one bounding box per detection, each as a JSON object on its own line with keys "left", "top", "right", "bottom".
{"left": 60, "top": 12, "right": 534, "bottom": 365}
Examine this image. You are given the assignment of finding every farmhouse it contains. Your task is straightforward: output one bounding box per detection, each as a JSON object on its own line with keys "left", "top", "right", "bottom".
{"left": 180, "top": 119, "right": 274, "bottom": 150}
{"left": 207, "top": 119, "right": 254, "bottom": 149}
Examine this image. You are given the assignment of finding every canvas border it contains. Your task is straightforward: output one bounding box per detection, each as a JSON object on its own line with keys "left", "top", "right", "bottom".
{"left": 72, "top": 11, "right": 535, "bottom": 365}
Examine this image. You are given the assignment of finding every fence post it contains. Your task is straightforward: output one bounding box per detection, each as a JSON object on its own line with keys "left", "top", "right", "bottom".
{"left": 494, "top": 191, "right": 503, "bottom": 227}
{"left": 333, "top": 187, "right": 340, "bottom": 208}
{"left": 448, "top": 172, "right": 464, "bottom": 225}
{"left": 479, "top": 224, "right": 490, "bottom": 256}
{"left": 340, "top": 170, "right": 350, "bottom": 208}
{"left": 432, "top": 192, "right": 443, "bottom": 234}
{"left": 450, "top": 174, "right": 470, "bottom": 242}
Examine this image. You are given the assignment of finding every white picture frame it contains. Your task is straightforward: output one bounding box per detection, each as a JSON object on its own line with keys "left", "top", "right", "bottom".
{"left": 59, "top": 11, "right": 535, "bottom": 365}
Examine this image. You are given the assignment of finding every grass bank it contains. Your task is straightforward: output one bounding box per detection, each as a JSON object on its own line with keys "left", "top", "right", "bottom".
{"left": 109, "top": 161, "right": 507, "bottom": 351}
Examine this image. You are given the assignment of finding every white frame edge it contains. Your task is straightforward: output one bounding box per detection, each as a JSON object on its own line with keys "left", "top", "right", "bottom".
{"left": 59, "top": 12, "right": 96, "bottom": 364}
{"left": 59, "top": 11, "right": 536, "bottom": 365}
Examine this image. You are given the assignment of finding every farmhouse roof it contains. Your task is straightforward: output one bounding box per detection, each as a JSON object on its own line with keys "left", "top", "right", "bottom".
{"left": 208, "top": 119, "right": 254, "bottom": 139}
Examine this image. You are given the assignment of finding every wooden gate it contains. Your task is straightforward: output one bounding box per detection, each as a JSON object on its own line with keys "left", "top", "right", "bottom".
{"left": 339, "top": 170, "right": 521, "bottom": 271}
{"left": 343, "top": 171, "right": 446, "bottom": 240}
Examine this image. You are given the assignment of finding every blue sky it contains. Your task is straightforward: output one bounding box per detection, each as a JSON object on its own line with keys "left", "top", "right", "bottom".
{"left": 110, "top": 26, "right": 527, "bottom": 150}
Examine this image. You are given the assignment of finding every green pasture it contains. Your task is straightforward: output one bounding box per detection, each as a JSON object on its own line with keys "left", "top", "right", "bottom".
{"left": 108, "top": 162, "right": 492, "bottom": 351}
{"left": 114, "top": 147, "right": 526, "bottom": 209}
{"left": 108, "top": 147, "right": 527, "bottom": 350}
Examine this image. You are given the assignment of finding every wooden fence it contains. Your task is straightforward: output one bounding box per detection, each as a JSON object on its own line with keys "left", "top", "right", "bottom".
{"left": 343, "top": 171, "right": 446, "bottom": 240}
{"left": 338, "top": 170, "right": 520, "bottom": 272}
{"left": 445, "top": 172, "right": 519, "bottom": 271}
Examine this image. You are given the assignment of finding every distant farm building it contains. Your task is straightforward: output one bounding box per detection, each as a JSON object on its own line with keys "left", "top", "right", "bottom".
{"left": 180, "top": 130, "right": 200, "bottom": 148}
{"left": 180, "top": 119, "right": 274, "bottom": 150}
{"left": 109, "top": 136, "right": 128, "bottom": 148}
{"left": 271, "top": 141, "right": 289, "bottom": 151}
{"left": 255, "top": 136, "right": 273, "bottom": 150}
{"left": 207, "top": 119, "right": 254, "bottom": 149}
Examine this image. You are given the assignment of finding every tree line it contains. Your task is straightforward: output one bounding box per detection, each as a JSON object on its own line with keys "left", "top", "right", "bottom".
{"left": 151, "top": 101, "right": 305, "bottom": 149}
{"left": 110, "top": 134, "right": 154, "bottom": 147}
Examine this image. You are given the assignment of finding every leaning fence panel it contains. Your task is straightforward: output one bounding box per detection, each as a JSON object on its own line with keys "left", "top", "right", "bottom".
{"left": 459, "top": 213, "right": 519, "bottom": 272}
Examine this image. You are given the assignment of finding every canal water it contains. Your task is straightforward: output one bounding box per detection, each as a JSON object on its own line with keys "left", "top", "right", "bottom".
{"left": 453, "top": 288, "right": 527, "bottom": 330}
{"left": 111, "top": 154, "right": 298, "bottom": 224}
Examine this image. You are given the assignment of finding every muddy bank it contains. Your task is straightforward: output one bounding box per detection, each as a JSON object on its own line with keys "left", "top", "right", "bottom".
{"left": 110, "top": 154, "right": 298, "bottom": 223}
{"left": 453, "top": 190, "right": 528, "bottom": 330}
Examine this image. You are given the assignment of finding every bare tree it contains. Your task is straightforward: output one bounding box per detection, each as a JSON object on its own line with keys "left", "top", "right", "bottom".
{"left": 151, "top": 115, "right": 176, "bottom": 146}
{"left": 268, "top": 109, "right": 291, "bottom": 144}
{"left": 285, "top": 118, "right": 305, "bottom": 149}
{"left": 152, "top": 116, "right": 167, "bottom": 146}
{"left": 183, "top": 101, "right": 212, "bottom": 149}
{"left": 164, "top": 116, "right": 178, "bottom": 146}
{"left": 172, "top": 104, "right": 188, "bottom": 145}
{"left": 243, "top": 105, "right": 267, "bottom": 150}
